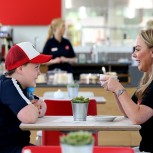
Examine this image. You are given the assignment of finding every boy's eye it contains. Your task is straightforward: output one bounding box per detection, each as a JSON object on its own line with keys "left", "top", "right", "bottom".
{"left": 35, "top": 65, "right": 40, "bottom": 69}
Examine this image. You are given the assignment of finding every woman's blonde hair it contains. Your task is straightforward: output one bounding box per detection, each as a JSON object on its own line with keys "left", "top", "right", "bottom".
{"left": 135, "top": 29, "right": 153, "bottom": 99}
{"left": 146, "top": 20, "right": 153, "bottom": 29}
{"left": 46, "top": 18, "right": 65, "bottom": 41}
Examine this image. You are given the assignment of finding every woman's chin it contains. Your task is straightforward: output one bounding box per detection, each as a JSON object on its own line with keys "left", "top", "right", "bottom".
{"left": 138, "top": 65, "right": 142, "bottom": 71}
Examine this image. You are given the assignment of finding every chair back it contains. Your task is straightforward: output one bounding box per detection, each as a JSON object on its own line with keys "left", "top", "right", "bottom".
{"left": 22, "top": 146, "right": 61, "bottom": 153}
{"left": 94, "top": 146, "right": 134, "bottom": 153}
{"left": 22, "top": 146, "right": 134, "bottom": 153}
{"left": 44, "top": 100, "right": 72, "bottom": 115}
{"left": 42, "top": 99, "right": 98, "bottom": 146}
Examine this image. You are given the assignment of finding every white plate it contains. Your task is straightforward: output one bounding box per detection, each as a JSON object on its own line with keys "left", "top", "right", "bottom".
{"left": 94, "top": 115, "right": 116, "bottom": 122}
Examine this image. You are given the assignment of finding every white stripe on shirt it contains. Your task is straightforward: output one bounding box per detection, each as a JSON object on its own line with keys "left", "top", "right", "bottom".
{"left": 11, "top": 78, "right": 31, "bottom": 104}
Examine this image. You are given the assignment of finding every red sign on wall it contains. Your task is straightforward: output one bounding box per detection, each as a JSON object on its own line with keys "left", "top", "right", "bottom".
{"left": 0, "top": 0, "right": 61, "bottom": 25}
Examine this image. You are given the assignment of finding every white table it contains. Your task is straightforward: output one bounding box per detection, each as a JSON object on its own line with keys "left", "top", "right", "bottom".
{"left": 20, "top": 116, "right": 141, "bottom": 131}
{"left": 42, "top": 91, "right": 106, "bottom": 104}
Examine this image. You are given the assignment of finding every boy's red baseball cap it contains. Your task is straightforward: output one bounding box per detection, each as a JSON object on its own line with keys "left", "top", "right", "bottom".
{"left": 5, "top": 42, "right": 52, "bottom": 71}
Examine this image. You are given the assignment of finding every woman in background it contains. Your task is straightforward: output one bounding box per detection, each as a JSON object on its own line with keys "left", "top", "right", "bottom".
{"left": 42, "top": 18, "right": 77, "bottom": 73}
{"left": 100, "top": 29, "right": 153, "bottom": 153}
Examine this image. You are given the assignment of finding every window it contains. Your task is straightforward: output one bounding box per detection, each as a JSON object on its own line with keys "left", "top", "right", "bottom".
{"left": 63, "top": 0, "right": 153, "bottom": 47}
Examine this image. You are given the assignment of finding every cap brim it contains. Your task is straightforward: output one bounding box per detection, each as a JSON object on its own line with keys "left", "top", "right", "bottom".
{"left": 30, "top": 54, "right": 52, "bottom": 64}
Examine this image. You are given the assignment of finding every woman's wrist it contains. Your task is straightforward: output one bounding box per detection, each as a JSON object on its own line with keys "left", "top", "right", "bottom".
{"left": 115, "top": 88, "right": 126, "bottom": 97}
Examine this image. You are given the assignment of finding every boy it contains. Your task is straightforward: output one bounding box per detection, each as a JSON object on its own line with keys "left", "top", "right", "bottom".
{"left": 0, "top": 42, "right": 52, "bottom": 153}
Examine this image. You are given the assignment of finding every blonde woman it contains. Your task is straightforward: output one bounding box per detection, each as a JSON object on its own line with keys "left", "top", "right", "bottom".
{"left": 42, "top": 18, "right": 77, "bottom": 73}
{"left": 100, "top": 29, "right": 153, "bottom": 153}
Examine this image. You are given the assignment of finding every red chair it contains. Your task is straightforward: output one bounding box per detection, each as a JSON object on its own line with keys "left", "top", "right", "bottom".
{"left": 22, "top": 146, "right": 134, "bottom": 153}
{"left": 94, "top": 146, "right": 134, "bottom": 153}
{"left": 42, "top": 99, "right": 98, "bottom": 146}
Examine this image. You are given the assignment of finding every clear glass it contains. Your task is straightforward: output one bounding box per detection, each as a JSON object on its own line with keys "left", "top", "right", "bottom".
{"left": 67, "top": 85, "right": 79, "bottom": 99}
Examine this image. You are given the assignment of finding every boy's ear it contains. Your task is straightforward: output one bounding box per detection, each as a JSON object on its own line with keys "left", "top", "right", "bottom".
{"left": 16, "top": 66, "right": 23, "bottom": 74}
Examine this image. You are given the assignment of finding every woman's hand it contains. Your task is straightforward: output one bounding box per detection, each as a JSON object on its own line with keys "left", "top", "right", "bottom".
{"left": 53, "top": 57, "right": 61, "bottom": 64}
{"left": 60, "top": 56, "right": 68, "bottom": 63}
{"left": 44, "top": 57, "right": 61, "bottom": 65}
{"left": 100, "top": 76, "right": 123, "bottom": 93}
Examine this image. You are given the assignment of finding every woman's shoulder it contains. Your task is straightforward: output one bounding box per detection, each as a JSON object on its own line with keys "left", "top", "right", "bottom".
{"left": 44, "top": 38, "right": 55, "bottom": 47}
{"left": 62, "top": 37, "right": 72, "bottom": 44}
{"left": 47, "top": 37, "right": 54, "bottom": 43}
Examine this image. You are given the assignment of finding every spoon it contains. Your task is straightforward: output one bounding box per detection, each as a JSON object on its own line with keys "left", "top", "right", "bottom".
{"left": 102, "top": 66, "right": 106, "bottom": 74}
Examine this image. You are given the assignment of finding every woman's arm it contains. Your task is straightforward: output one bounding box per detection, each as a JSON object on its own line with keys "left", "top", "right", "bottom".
{"left": 113, "top": 93, "right": 127, "bottom": 117}
{"left": 100, "top": 76, "right": 153, "bottom": 124}
{"left": 60, "top": 56, "right": 77, "bottom": 64}
{"left": 44, "top": 57, "right": 61, "bottom": 65}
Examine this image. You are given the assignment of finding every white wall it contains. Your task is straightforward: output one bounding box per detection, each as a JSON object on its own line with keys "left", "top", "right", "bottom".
{"left": 12, "top": 26, "right": 48, "bottom": 52}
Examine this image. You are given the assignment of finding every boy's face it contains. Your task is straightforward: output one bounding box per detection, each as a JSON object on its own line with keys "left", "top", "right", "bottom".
{"left": 20, "top": 63, "right": 41, "bottom": 88}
